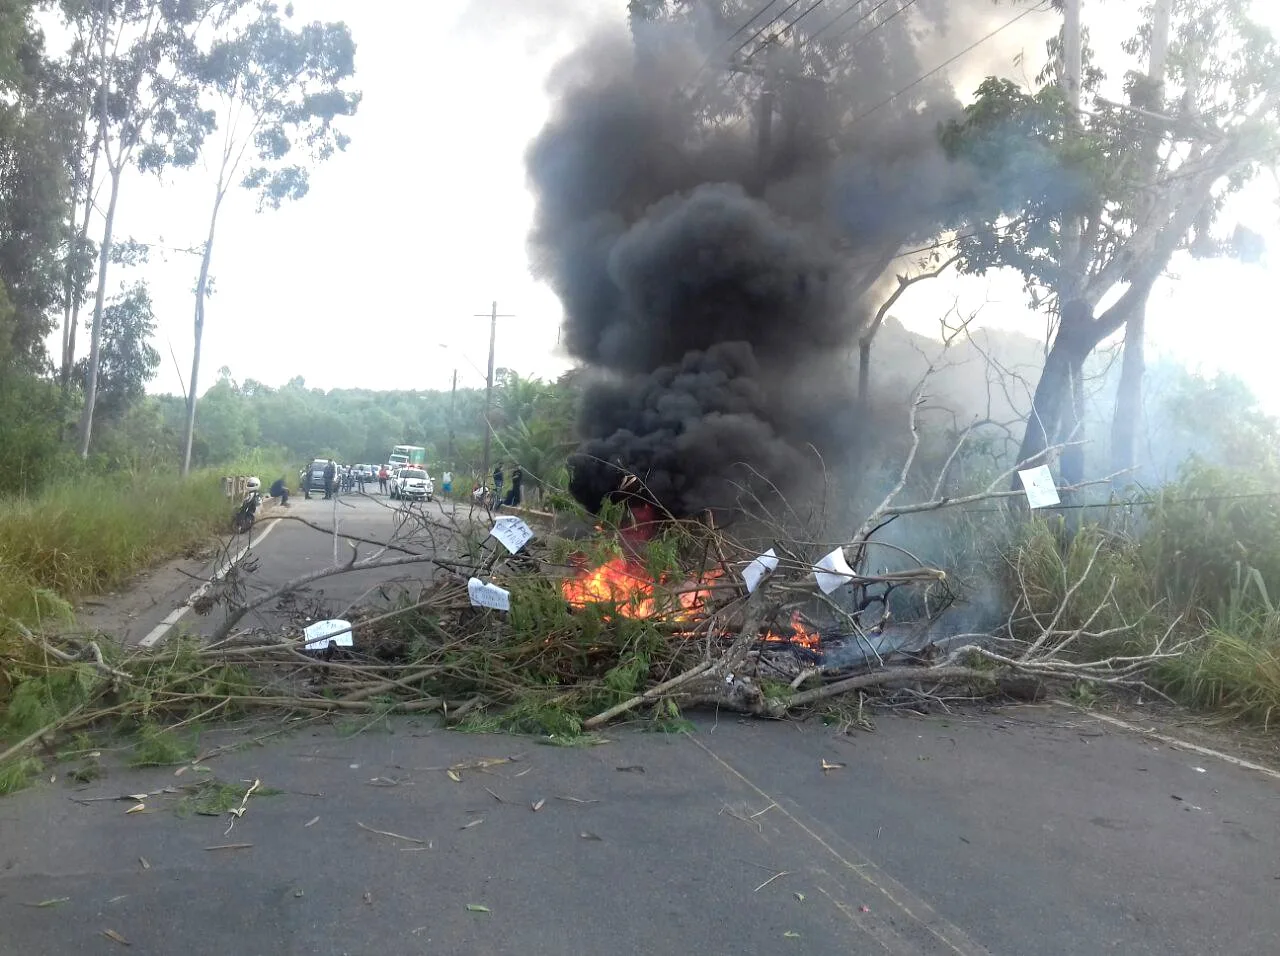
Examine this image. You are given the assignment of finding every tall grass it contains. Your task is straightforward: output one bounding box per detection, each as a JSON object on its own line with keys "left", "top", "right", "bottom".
{"left": 0, "top": 459, "right": 283, "bottom": 624}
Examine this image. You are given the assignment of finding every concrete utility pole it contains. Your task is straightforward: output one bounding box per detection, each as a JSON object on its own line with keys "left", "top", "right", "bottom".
{"left": 447, "top": 368, "right": 457, "bottom": 464}
{"left": 754, "top": 41, "right": 776, "bottom": 192}
{"left": 474, "top": 300, "right": 514, "bottom": 488}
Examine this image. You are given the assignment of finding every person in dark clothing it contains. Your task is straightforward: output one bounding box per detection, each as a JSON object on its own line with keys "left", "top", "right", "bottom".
{"left": 492, "top": 463, "right": 504, "bottom": 507}
{"left": 269, "top": 477, "right": 290, "bottom": 506}
{"left": 504, "top": 465, "right": 523, "bottom": 507}
{"left": 323, "top": 460, "right": 336, "bottom": 499}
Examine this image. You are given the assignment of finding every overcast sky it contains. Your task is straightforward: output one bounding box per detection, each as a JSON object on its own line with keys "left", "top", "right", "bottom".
{"left": 55, "top": 0, "right": 1280, "bottom": 409}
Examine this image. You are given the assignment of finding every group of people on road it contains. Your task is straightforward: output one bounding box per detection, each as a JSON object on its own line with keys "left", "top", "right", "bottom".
{"left": 488, "top": 462, "right": 523, "bottom": 508}
{"left": 286, "top": 458, "right": 526, "bottom": 509}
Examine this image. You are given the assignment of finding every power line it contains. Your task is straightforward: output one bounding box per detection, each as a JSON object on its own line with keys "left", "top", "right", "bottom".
{"left": 840, "top": 0, "right": 923, "bottom": 51}
{"left": 722, "top": 0, "right": 784, "bottom": 45}
{"left": 813, "top": 0, "right": 898, "bottom": 47}
{"left": 962, "top": 489, "right": 1280, "bottom": 514}
{"left": 729, "top": 0, "right": 804, "bottom": 60}
{"left": 741, "top": 0, "right": 831, "bottom": 63}
{"left": 804, "top": 0, "right": 869, "bottom": 45}
{"left": 845, "top": 1, "right": 1052, "bottom": 127}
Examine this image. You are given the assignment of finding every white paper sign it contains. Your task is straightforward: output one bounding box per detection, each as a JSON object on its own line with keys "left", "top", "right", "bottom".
{"left": 741, "top": 548, "right": 779, "bottom": 593}
{"left": 489, "top": 515, "right": 534, "bottom": 554}
{"left": 1017, "top": 465, "right": 1061, "bottom": 509}
{"left": 812, "top": 547, "right": 855, "bottom": 595}
{"left": 303, "top": 618, "right": 354, "bottom": 650}
{"left": 468, "top": 577, "right": 511, "bottom": 611}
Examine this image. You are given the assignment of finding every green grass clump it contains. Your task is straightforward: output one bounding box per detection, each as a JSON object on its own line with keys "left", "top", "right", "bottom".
{"left": 0, "top": 468, "right": 249, "bottom": 602}
{"left": 1157, "top": 628, "right": 1280, "bottom": 728}
{"left": 177, "top": 778, "right": 282, "bottom": 817}
{"left": 0, "top": 756, "right": 42, "bottom": 795}
{"left": 128, "top": 723, "right": 198, "bottom": 767}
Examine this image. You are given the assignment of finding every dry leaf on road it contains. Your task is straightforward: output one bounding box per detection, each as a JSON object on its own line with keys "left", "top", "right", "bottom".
{"left": 22, "top": 898, "right": 69, "bottom": 908}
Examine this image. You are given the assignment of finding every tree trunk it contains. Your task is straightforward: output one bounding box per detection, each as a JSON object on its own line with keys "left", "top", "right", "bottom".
{"left": 856, "top": 337, "right": 871, "bottom": 414}
{"left": 60, "top": 133, "right": 100, "bottom": 390}
{"left": 77, "top": 167, "right": 121, "bottom": 458}
{"left": 59, "top": 190, "right": 78, "bottom": 387}
{"left": 1061, "top": 356, "right": 1086, "bottom": 487}
{"left": 181, "top": 192, "right": 224, "bottom": 476}
{"left": 1107, "top": 0, "right": 1170, "bottom": 484}
{"left": 1013, "top": 299, "right": 1093, "bottom": 483}
{"left": 1110, "top": 289, "right": 1150, "bottom": 478}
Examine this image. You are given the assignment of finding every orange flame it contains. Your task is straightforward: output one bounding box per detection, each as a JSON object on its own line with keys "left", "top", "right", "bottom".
{"left": 560, "top": 559, "right": 819, "bottom": 649}
{"left": 763, "top": 610, "right": 822, "bottom": 650}
{"left": 561, "top": 557, "right": 660, "bottom": 618}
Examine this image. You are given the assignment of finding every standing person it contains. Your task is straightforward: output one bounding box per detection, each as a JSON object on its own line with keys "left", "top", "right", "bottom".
{"left": 505, "top": 465, "right": 523, "bottom": 507}
{"left": 491, "top": 463, "right": 504, "bottom": 509}
{"left": 378, "top": 465, "right": 388, "bottom": 494}
{"left": 442, "top": 469, "right": 453, "bottom": 498}
{"left": 323, "top": 460, "right": 336, "bottom": 500}
{"left": 356, "top": 466, "right": 366, "bottom": 494}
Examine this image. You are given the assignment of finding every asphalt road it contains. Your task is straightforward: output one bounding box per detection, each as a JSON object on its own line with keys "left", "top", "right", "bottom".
{"left": 2, "top": 710, "right": 1277, "bottom": 955}
{"left": 78, "top": 491, "right": 466, "bottom": 646}
{"left": 12, "top": 491, "right": 1280, "bottom": 954}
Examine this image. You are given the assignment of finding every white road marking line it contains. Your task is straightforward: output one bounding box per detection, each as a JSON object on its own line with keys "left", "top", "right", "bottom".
{"left": 1079, "top": 708, "right": 1280, "bottom": 781}
{"left": 138, "top": 518, "right": 282, "bottom": 648}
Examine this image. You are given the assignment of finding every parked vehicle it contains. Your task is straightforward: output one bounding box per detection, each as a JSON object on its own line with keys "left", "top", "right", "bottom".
{"left": 388, "top": 444, "right": 426, "bottom": 469}
{"left": 231, "top": 478, "right": 262, "bottom": 533}
{"left": 303, "top": 459, "right": 331, "bottom": 498}
{"left": 391, "top": 467, "right": 434, "bottom": 502}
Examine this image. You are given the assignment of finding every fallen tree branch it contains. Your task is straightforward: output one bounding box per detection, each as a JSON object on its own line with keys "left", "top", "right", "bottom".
{"left": 583, "top": 662, "right": 715, "bottom": 729}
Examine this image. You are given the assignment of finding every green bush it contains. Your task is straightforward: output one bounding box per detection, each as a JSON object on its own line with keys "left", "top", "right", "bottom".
{"left": 1141, "top": 459, "right": 1280, "bottom": 613}
{"left": 0, "top": 458, "right": 283, "bottom": 628}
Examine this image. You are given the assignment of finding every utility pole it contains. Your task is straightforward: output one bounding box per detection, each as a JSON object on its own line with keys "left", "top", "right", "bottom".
{"left": 447, "top": 368, "right": 457, "bottom": 465}
{"left": 754, "top": 41, "right": 775, "bottom": 193}
{"left": 474, "top": 300, "right": 514, "bottom": 489}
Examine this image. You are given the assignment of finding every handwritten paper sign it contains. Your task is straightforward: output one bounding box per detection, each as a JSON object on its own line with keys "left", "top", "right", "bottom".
{"left": 303, "top": 618, "right": 353, "bottom": 650}
{"left": 489, "top": 516, "right": 534, "bottom": 554}
{"left": 813, "top": 547, "right": 855, "bottom": 595}
{"left": 741, "top": 548, "right": 779, "bottom": 594}
{"left": 468, "top": 577, "right": 511, "bottom": 612}
{"left": 1017, "top": 465, "right": 1061, "bottom": 509}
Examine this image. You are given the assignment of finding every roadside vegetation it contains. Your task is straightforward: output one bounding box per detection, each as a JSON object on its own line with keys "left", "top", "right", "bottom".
{"left": 4, "top": 0, "right": 1280, "bottom": 797}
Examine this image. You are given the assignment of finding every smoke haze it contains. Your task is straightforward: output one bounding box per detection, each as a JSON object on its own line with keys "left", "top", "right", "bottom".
{"left": 526, "top": 2, "right": 1047, "bottom": 516}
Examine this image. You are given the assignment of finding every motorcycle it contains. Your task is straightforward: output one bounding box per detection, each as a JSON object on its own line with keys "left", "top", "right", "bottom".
{"left": 231, "top": 491, "right": 262, "bottom": 534}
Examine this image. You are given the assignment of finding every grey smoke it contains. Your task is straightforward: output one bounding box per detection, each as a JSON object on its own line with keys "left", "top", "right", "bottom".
{"left": 525, "top": 5, "right": 1031, "bottom": 517}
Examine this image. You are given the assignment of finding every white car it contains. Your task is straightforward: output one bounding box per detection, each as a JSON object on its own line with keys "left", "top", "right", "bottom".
{"left": 390, "top": 467, "right": 434, "bottom": 502}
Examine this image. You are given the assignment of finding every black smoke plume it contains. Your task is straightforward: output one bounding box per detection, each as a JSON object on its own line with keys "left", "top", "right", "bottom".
{"left": 526, "top": 10, "right": 985, "bottom": 517}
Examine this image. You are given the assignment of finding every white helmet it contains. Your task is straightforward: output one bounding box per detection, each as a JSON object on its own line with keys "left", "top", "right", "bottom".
{"left": 245, "top": 476, "right": 261, "bottom": 492}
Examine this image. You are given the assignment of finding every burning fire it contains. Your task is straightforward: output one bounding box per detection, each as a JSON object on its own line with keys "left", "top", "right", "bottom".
{"left": 560, "top": 558, "right": 820, "bottom": 650}
{"left": 560, "top": 557, "right": 717, "bottom": 620}
{"left": 772, "top": 610, "right": 821, "bottom": 650}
